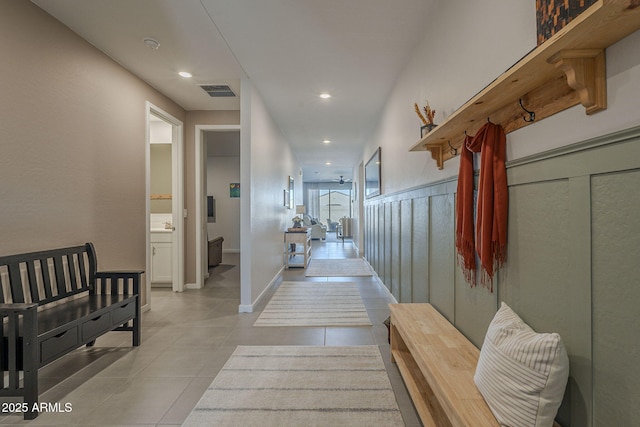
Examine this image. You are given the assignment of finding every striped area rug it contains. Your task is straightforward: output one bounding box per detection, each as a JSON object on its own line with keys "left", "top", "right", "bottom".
{"left": 305, "top": 258, "right": 373, "bottom": 277}
{"left": 254, "top": 281, "right": 371, "bottom": 327}
{"left": 183, "top": 345, "right": 404, "bottom": 427}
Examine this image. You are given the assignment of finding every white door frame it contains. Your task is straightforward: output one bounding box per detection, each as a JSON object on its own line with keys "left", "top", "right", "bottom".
{"left": 145, "top": 102, "right": 185, "bottom": 303}
{"left": 194, "top": 124, "right": 241, "bottom": 289}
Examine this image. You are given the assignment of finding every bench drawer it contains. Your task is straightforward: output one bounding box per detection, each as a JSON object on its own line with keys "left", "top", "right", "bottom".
{"left": 112, "top": 301, "right": 136, "bottom": 325}
{"left": 81, "top": 312, "right": 112, "bottom": 342}
{"left": 40, "top": 326, "right": 78, "bottom": 365}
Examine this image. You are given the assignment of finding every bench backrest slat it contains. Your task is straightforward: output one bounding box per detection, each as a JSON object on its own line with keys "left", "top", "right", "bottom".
{"left": 53, "top": 256, "right": 66, "bottom": 297}
{"left": 0, "top": 244, "right": 96, "bottom": 306}
{"left": 40, "top": 258, "right": 53, "bottom": 300}
{"left": 8, "top": 264, "right": 24, "bottom": 303}
{"left": 66, "top": 254, "right": 78, "bottom": 292}
{"left": 26, "top": 261, "right": 39, "bottom": 303}
{"left": 77, "top": 253, "right": 88, "bottom": 292}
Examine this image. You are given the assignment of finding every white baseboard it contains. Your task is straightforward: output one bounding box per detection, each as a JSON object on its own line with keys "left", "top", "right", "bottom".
{"left": 238, "top": 266, "right": 284, "bottom": 313}
{"left": 185, "top": 282, "right": 198, "bottom": 289}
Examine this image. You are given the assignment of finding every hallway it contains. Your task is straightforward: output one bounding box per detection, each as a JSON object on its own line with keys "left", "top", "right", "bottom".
{"left": 0, "top": 239, "right": 420, "bottom": 426}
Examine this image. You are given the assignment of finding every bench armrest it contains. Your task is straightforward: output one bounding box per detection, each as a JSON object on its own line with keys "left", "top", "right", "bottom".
{"left": 0, "top": 303, "right": 38, "bottom": 312}
{"left": 94, "top": 270, "right": 144, "bottom": 296}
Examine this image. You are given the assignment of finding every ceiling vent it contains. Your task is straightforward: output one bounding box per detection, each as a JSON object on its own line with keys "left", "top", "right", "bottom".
{"left": 199, "top": 84, "right": 236, "bottom": 97}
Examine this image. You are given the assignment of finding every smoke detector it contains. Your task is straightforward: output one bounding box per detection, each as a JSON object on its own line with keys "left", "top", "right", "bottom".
{"left": 143, "top": 37, "right": 160, "bottom": 50}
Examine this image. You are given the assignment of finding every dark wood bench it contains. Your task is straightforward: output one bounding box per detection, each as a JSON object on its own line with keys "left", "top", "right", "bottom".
{"left": 0, "top": 243, "right": 142, "bottom": 419}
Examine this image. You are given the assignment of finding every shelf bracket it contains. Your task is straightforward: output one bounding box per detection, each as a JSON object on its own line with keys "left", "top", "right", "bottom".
{"left": 425, "top": 143, "right": 444, "bottom": 170}
{"left": 548, "top": 49, "right": 606, "bottom": 115}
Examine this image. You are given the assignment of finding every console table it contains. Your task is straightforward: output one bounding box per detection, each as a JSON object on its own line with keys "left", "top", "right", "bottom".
{"left": 284, "top": 229, "right": 311, "bottom": 268}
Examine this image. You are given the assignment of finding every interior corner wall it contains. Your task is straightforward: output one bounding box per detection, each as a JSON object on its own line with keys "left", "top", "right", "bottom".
{"left": 0, "top": 1, "right": 185, "bottom": 307}
{"left": 362, "top": 2, "right": 640, "bottom": 427}
{"left": 243, "top": 81, "right": 301, "bottom": 308}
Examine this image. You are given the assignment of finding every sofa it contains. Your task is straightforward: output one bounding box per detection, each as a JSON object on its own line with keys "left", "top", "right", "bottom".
{"left": 303, "top": 215, "right": 327, "bottom": 240}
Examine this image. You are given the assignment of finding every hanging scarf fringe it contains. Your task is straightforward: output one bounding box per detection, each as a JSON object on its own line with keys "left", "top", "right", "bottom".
{"left": 456, "top": 237, "right": 476, "bottom": 286}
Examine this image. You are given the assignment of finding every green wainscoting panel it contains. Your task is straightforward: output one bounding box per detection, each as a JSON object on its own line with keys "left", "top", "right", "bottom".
{"left": 499, "top": 179, "right": 572, "bottom": 320}
{"left": 390, "top": 201, "right": 401, "bottom": 300}
{"left": 411, "top": 197, "right": 429, "bottom": 303}
{"left": 400, "top": 199, "right": 413, "bottom": 302}
{"left": 428, "top": 193, "right": 455, "bottom": 321}
{"left": 592, "top": 169, "right": 640, "bottom": 427}
{"left": 376, "top": 203, "right": 384, "bottom": 286}
{"left": 383, "top": 202, "right": 392, "bottom": 294}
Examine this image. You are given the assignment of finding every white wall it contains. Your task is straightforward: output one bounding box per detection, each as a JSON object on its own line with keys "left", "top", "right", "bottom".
{"left": 362, "top": 0, "right": 640, "bottom": 192}
{"left": 240, "top": 79, "right": 302, "bottom": 311}
{"left": 206, "top": 155, "right": 240, "bottom": 251}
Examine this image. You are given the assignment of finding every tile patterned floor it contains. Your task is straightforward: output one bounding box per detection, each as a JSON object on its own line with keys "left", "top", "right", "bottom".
{"left": 0, "top": 237, "right": 420, "bottom": 426}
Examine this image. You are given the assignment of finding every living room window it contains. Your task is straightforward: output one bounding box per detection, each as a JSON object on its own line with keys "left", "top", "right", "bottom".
{"left": 304, "top": 184, "right": 352, "bottom": 232}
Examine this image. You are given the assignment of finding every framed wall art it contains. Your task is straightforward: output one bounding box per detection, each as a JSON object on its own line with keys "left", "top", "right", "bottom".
{"left": 229, "top": 183, "right": 240, "bottom": 198}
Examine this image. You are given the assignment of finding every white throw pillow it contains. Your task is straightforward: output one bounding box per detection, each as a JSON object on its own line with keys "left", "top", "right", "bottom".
{"left": 474, "top": 302, "right": 569, "bottom": 427}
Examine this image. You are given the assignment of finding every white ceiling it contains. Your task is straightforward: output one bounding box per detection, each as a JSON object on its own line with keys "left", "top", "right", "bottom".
{"left": 32, "top": 0, "right": 433, "bottom": 182}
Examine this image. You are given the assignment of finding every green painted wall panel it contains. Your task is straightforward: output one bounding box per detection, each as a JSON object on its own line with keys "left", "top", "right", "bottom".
{"left": 592, "top": 169, "right": 640, "bottom": 427}
{"left": 412, "top": 197, "right": 429, "bottom": 303}
{"left": 384, "top": 203, "right": 392, "bottom": 294}
{"left": 428, "top": 194, "right": 455, "bottom": 321}
{"left": 390, "top": 201, "right": 401, "bottom": 300}
{"left": 400, "top": 199, "right": 413, "bottom": 302}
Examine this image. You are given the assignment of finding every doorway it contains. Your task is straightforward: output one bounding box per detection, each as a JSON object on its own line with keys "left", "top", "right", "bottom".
{"left": 194, "top": 125, "right": 241, "bottom": 291}
{"left": 146, "top": 103, "right": 184, "bottom": 305}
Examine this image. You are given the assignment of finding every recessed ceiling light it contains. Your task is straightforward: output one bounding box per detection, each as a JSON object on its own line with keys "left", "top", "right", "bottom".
{"left": 325, "top": 162, "right": 332, "bottom": 166}
{"left": 319, "top": 93, "right": 331, "bottom": 99}
{"left": 143, "top": 37, "right": 160, "bottom": 50}
{"left": 323, "top": 139, "right": 331, "bottom": 144}
{"left": 178, "top": 71, "right": 192, "bottom": 78}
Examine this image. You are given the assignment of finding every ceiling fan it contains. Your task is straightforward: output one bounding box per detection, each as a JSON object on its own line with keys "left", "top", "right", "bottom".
{"left": 333, "top": 175, "right": 352, "bottom": 185}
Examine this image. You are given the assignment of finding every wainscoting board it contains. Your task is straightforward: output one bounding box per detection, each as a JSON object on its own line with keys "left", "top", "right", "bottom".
{"left": 364, "top": 125, "right": 640, "bottom": 427}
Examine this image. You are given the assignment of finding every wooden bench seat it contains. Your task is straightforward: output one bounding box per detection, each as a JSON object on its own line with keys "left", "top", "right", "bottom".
{"left": 0, "top": 243, "right": 141, "bottom": 419}
{"left": 390, "top": 303, "right": 498, "bottom": 427}
{"left": 390, "top": 303, "right": 561, "bottom": 427}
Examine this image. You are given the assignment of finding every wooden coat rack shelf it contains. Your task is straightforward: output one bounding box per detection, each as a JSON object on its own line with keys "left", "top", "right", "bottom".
{"left": 410, "top": 0, "right": 640, "bottom": 169}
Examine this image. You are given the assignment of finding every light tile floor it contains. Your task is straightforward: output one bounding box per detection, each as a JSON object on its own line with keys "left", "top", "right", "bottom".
{"left": 0, "top": 236, "right": 420, "bottom": 426}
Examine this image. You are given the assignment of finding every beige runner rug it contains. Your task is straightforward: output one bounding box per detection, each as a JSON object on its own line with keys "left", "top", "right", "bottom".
{"left": 254, "top": 281, "right": 371, "bottom": 327}
{"left": 182, "top": 345, "right": 404, "bottom": 427}
{"left": 305, "top": 258, "right": 373, "bottom": 277}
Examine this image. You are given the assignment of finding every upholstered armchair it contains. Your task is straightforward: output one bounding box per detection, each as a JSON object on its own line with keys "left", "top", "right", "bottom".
{"left": 303, "top": 215, "right": 327, "bottom": 240}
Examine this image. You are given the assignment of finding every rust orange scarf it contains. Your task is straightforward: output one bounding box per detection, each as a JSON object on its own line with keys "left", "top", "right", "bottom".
{"left": 455, "top": 122, "right": 508, "bottom": 290}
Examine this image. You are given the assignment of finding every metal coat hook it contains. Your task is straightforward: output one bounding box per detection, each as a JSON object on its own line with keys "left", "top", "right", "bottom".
{"left": 519, "top": 98, "right": 535, "bottom": 122}
{"left": 448, "top": 141, "right": 458, "bottom": 156}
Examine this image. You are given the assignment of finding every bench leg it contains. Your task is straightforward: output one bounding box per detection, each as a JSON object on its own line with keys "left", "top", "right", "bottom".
{"left": 23, "top": 363, "right": 39, "bottom": 420}
{"left": 23, "top": 316, "right": 39, "bottom": 420}
{"left": 132, "top": 316, "right": 141, "bottom": 346}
